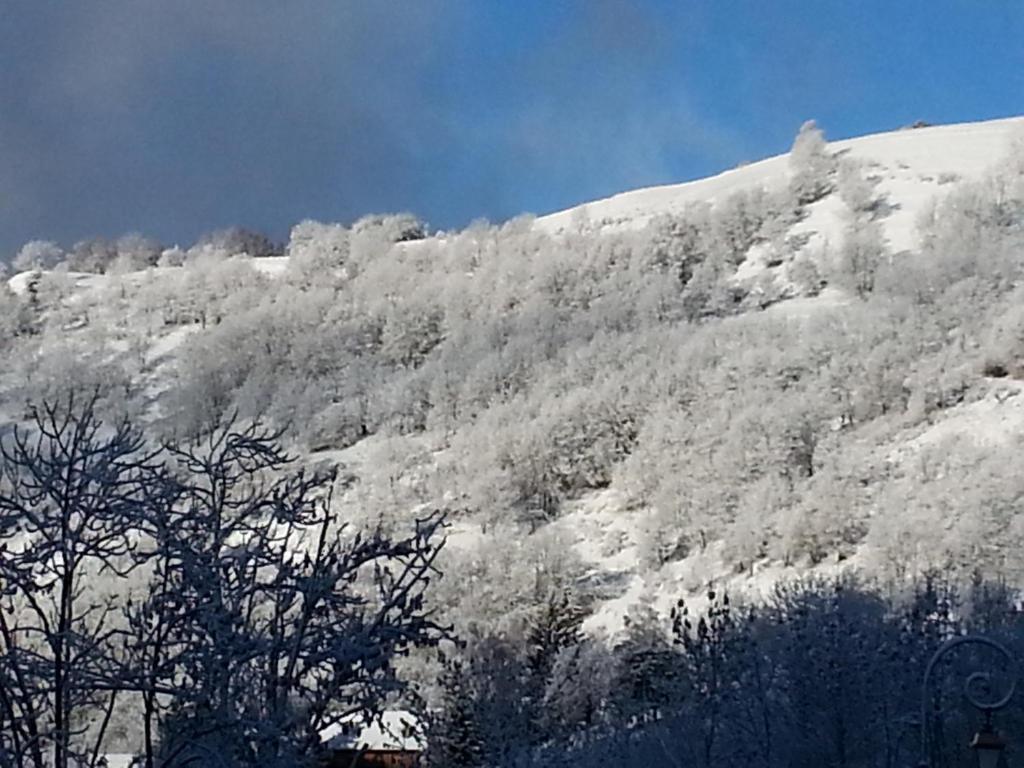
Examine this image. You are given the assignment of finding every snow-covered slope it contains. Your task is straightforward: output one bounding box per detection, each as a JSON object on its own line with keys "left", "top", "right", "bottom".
{"left": 7, "top": 115, "right": 1024, "bottom": 639}
{"left": 539, "top": 116, "right": 1024, "bottom": 257}
{"left": 533, "top": 116, "right": 1024, "bottom": 634}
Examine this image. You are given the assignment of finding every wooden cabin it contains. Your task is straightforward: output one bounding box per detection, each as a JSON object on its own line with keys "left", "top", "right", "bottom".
{"left": 321, "top": 710, "right": 424, "bottom": 768}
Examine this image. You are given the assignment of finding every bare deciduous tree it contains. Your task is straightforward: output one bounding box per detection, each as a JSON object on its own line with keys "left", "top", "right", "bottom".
{"left": 133, "top": 418, "right": 447, "bottom": 767}
{"left": 0, "top": 393, "right": 168, "bottom": 768}
{"left": 0, "top": 400, "right": 448, "bottom": 768}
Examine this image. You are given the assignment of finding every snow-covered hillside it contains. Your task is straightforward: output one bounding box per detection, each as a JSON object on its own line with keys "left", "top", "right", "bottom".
{"left": 6, "top": 115, "right": 1024, "bottom": 640}
{"left": 540, "top": 116, "right": 1024, "bottom": 253}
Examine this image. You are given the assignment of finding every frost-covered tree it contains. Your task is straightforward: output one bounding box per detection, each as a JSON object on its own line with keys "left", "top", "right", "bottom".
{"left": 13, "top": 240, "right": 63, "bottom": 272}
{"left": 0, "top": 283, "right": 37, "bottom": 342}
{"left": 786, "top": 251, "right": 825, "bottom": 296}
{"left": 137, "top": 418, "right": 447, "bottom": 767}
{"left": 63, "top": 238, "right": 117, "bottom": 274}
{"left": 351, "top": 213, "right": 426, "bottom": 253}
{"left": 0, "top": 395, "right": 169, "bottom": 768}
{"left": 836, "top": 158, "right": 881, "bottom": 217}
{"left": 679, "top": 250, "right": 739, "bottom": 321}
{"left": 830, "top": 157, "right": 889, "bottom": 300}
{"left": 157, "top": 247, "right": 187, "bottom": 268}
{"left": 788, "top": 120, "right": 834, "bottom": 205}
{"left": 833, "top": 217, "right": 886, "bottom": 299}
{"left": 709, "top": 187, "right": 786, "bottom": 265}
{"left": 646, "top": 205, "right": 711, "bottom": 285}
{"left": 286, "top": 220, "right": 350, "bottom": 288}
{"left": 110, "top": 233, "right": 162, "bottom": 274}
{"left": 193, "top": 227, "right": 280, "bottom": 258}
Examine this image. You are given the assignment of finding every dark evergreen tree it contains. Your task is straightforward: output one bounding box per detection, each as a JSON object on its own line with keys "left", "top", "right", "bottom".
{"left": 522, "top": 586, "right": 587, "bottom": 744}
{"left": 673, "top": 591, "right": 742, "bottom": 768}
{"left": 525, "top": 587, "right": 586, "bottom": 682}
{"left": 611, "top": 606, "right": 680, "bottom": 723}
{"left": 427, "top": 654, "right": 485, "bottom": 768}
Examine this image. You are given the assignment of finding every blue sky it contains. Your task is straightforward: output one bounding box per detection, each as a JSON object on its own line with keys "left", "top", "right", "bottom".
{"left": 1, "top": 1, "right": 1021, "bottom": 258}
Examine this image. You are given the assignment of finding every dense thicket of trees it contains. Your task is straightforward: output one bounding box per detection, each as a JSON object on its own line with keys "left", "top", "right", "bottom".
{"left": 3, "top": 127, "right": 1022, "bottom": 588}
{"left": 431, "top": 575, "right": 1024, "bottom": 768}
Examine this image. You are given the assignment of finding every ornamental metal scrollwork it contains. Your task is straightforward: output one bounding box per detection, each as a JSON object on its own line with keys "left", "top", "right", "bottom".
{"left": 919, "top": 635, "right": 1016, "bottom": 767}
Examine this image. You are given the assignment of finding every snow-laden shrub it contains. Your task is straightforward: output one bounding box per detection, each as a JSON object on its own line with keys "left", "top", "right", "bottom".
{"left": 352, "top": 212, "right": 427, "bottom": 244}
{"left": 13, "top": 239, "right": 63, "bottom": 272}
{"left": 836, "top": 157, "right": 881, "bottom": 217}
{"left": 193, "top": 226, "right": 280, "bottom": 258}
{"left": 831, "top": 216, "right": 887, "bottom": 299}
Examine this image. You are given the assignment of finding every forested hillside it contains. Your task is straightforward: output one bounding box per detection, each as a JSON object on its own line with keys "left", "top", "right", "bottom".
{"left": 2, "top": 116, "right": 1024, "bottom": 765}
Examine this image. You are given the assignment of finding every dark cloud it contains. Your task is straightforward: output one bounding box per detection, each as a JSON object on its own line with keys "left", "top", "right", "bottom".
{"left": 4, "top": 2, "right": 1018, "bottom": 258}
{"left": 0, "top": 1, "right": 468, "bottom": 255}
{"left": 1, "top": 1, "right": 741, "bottom": 257}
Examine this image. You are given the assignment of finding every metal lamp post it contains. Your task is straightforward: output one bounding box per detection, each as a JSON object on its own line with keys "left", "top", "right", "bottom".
{"left": 919, "top": 635, "right": 1015, "bottom": 768}
{"left": 971, "top": 720, "right": 1007, "bottom": 768}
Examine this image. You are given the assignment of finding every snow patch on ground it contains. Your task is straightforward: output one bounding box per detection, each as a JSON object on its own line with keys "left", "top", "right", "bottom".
{"left": 7, "top": 271, "right": 34, "bottom": 296}
{"left": 8, "top": 269, "right": 105, "bottom": 296}
{"left": 892, "top": 379, "right": 1024, "bottom": 466}
{"left": 248, "top": 255, "right": 290, "bottom": 276}
{"left": 764, "top": 286, "right": 852, "bottom": 319}
{"left": 145, "top": 326, "right": 199, "bottom": 365}
{"left": 537, "top": 154, "right": 790, "bottom": 235}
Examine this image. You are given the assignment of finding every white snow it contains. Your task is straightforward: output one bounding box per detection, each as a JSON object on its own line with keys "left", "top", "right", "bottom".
{"left": 320, "top": 709, "right": 424, "bottom": 752}
{"left": 537, "top": 116, "right": 1024, "bottom": 261}
{"left": 7, "top": 271, "right": 35, "bottom": 296}
{"left": 763, "top": 286, "right": 851, "bottom": 319}
{"left": 895, "top": 379, "right": 1024, "bottom": 462}
{"left": 247, "top": 255, "right": 290, "bottom": 276}
{"left": 8, "top": 269, "right": 104, "bottom": 296}
{"left": 144, "top": 326, "right": 199, "bottom": 365}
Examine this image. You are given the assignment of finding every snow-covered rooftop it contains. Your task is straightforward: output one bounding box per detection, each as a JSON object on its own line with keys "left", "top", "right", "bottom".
{"left": 320, "top": 709, "right": 424, "bottom": 753}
